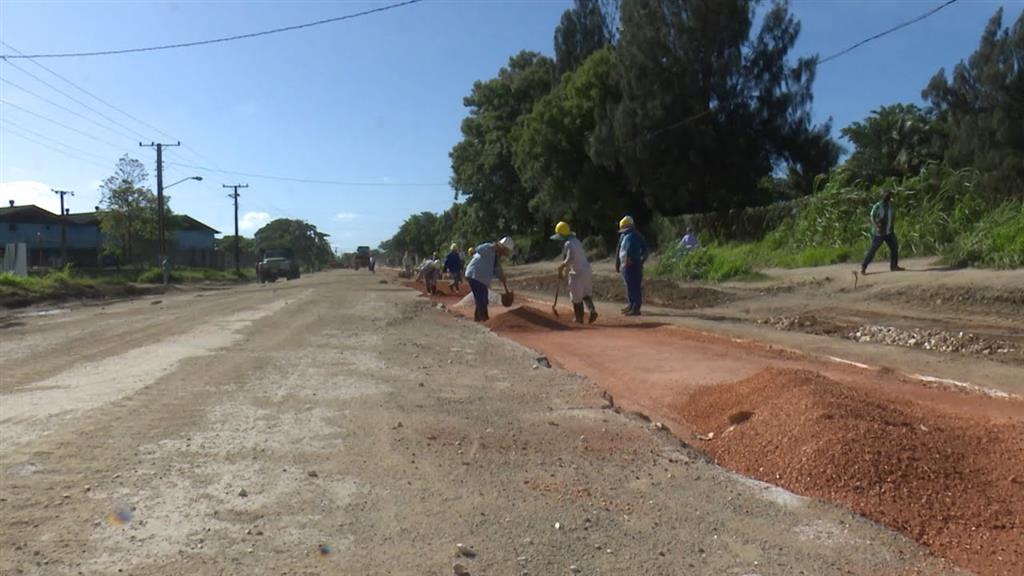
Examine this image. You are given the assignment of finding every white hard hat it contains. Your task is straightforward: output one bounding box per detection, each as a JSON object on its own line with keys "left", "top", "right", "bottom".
{"left": 497, "top": 236, "right": 514, "bottom": 252}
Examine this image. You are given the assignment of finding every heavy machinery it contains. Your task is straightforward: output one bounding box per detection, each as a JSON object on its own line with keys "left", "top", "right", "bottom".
{"left": 354, "top": 246, "right": 371, "bottom": 270}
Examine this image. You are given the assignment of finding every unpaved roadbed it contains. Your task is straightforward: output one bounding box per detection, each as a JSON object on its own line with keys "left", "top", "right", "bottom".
{"left": 0, "top": 271, "right": 958, "bottom": 575}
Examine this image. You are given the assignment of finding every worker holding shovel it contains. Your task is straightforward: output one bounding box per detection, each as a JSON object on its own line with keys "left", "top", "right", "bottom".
{"left": 465, "top": 236, "right": 514, "bottom": 322}
{"left": 551, "top": 221, "right": 597, "bottom": 324}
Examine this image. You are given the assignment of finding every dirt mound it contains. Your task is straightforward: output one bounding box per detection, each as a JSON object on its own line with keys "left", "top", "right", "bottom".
{"left": 509, "top": 274, "right": 735, "bottom": 310}
{"left": 875, "top": 284, "right": 1024, "bottom": 321}
{"left": 679, "top": 367, "right": 1024, "bottom": 576}
{"left": 485, "top": 306, "right": 571, "bottom": 333}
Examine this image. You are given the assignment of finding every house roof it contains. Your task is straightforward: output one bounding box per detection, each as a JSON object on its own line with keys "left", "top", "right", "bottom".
{"left": 2, "top": 204, "right": 220, "bottom": 234}
{"left": 66, "top": 212, "right": 101, "bottom": 225}
{"left": 0, "top": 205, "right": 62, "bottom": 224}
{"left": 177, "top": 215, "right": 220, "bottom": 234}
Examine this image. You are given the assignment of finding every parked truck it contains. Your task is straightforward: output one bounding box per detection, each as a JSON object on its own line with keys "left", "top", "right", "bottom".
{"left": 256, "top": 248, "right": 301, "bottom": 283}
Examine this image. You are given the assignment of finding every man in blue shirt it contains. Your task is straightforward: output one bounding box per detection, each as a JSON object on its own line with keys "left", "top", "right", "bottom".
{"left": 465, "top": 236, "right": 514, "bottom": 322}
{"left": 615, "top": 216, "right": 648, "bottom": 316}
{"left": 443, "top": 243, "right": 463, "bottom": 293}
{"left": 861, "top": 191, "right": 905, "bottom": 274}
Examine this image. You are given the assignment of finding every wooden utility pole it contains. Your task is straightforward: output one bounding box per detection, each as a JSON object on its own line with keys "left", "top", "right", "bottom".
{"left": 139, "top": 142, "right": 180, "bottom": 265}
{"left": 223, "top": 184, "right": 248, "bottom": 274}
{"left": 52, "top": 189, "right": 74, "bottom": 265}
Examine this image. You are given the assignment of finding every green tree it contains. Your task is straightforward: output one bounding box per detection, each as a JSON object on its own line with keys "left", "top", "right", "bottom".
{"left": 98, "top": 155, "right": 159, "bottom": 265}
{"left": 515, "top": 48, "right": 633, "bottom": 248}
{"left": 449, "top": 51, "right": 557, "bottom": 237}
{"left": 554, "top": 0, "right": 616, "bottom": 77}
{"left": 600, "top": 0, "right": 838, "bottom": 217}
{"left": 216, "top": 235, "right": 256, "bottom": 260}
{"left": 254, "top": 219, "right": 333, "bottom": 271}
{"left": 840, "top": 104, "right": 940, "bottom": 183}
{"left": 923, "top": 8, "right": 1024, "bottom": 198}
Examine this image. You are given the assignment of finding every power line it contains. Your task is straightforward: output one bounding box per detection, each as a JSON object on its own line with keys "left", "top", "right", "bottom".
{"left": 0, "top": 99, "right": 128, "bottom": 150}
{"left": 0, "top": 118, "right": 112, "bottom": 163}
{"left": 0, "top": 56, "right": 151, "bottom": 140}
{"left": 818, "top": 0, "right": 960, "bottom": 65}
{"left": 0, "top": 0, "right": 426, "bottom": 60}
{"left": 167, "top": 161, "right": 449, "bottom": 187}
{"left": 1, "top": 41, "right": 175, "bottom": 141}
{"left": 0, "top": 75, "right": 137, "bottom": 141}
{"left": 0, "top": 125, "right": 111, "bottom": 169}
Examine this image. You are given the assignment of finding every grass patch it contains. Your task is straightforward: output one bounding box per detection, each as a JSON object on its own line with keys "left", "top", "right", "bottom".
{"left": 136, "top": 267, "right": 252, "bottom": 284}
{"left": 0, "top": 266, "right": 98, "bottom": 302}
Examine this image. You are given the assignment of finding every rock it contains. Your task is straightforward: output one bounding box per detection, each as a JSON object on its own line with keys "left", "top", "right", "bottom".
{"left": 535, "top": 356, "right": 552, "bottom": 369}
{"left": 307, "top": 470, "right": 319, "bottom": 478}
{"left": 452, "top": 563, "right": 471, "bottom": 576}
{"left": 456, "top": 543, "right": 476, "bottom": 558}
{"left": 150, "top": 300, "right": 162, "bottom": 306}
{"left": 554, "top": 521, "right": 562, "bottom": 530}
{"left": 237, "top": 488, "right": 248, "bottom": 498}
{"left": 570, "top": 565, "right": 582, "bottom": 573}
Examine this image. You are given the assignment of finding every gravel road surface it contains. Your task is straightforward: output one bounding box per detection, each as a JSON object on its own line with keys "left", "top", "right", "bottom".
{"left": 0, "top": 271, "right": 959, "bottom": 575}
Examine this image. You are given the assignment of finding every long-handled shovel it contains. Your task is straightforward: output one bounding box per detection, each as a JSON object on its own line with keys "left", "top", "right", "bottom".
{"left": 552, "top": 274, "right": 561, "bottom": 317}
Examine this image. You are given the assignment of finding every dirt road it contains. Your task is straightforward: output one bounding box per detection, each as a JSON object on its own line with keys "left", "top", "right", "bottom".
{"left": 1, "top": 271, "right": 959, "bottom": 575}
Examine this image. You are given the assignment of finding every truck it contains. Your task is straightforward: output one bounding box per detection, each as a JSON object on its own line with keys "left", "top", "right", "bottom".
{"left": 256, "top": 248, "right": 301, "bottom": 283}
{"left": 354, "top": 246, "right": 371, "bottom": 270}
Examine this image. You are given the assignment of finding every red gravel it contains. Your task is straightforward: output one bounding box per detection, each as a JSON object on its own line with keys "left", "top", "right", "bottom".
{"left": 680, "top": 367, "right": 1024, "bottom": 576}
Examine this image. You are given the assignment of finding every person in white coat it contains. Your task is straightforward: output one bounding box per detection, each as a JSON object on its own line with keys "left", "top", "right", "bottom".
{"left": 551, "top": 221, "right": 597, "bottom": 324}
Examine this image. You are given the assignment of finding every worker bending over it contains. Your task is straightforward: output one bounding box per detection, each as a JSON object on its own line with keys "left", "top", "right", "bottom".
{"left": 551, "top": 221, "right": 597, "bottom": 324}
{"left": 465, "top": 237, "right": 514, "bottom": 322}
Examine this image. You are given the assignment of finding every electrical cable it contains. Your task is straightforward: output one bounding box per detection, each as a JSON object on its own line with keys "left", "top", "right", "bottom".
{"left": 1, "top": 125, "right": 111, "bottom": 169}
{"left": 0, "top": 117, "right": 112, "bottom": 163}
{"left": 0, "top": 99, "right": 127, "bottom": 150}
{"left": 818, "top": 0, "right": 959, "bottom": 65}
{"left": 0, "top": 75, "right": 138, "bottom": 141}
{"left": 166, "top": 161, "right": 449, "bottom": 187}
{"left": 0, "top": 54, "right": 153, "bottom": 140}
{"left": 0, "top": 0, "right": 426, "bottom": 59}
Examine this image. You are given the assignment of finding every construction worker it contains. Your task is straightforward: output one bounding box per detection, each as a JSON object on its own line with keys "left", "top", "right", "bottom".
{"left": 861, "top": 190, "right": 905, "bottom": 274}
{"left": 465, "top": 236, "right": 514, "bottom": 322}
{"left": 416, "top": 254, "right": 442, "bottom": 295}
{"left": 443, "top": 243, "right": 463, "bottom": 293}
{"left": 551, "top": 221, "right": 597, "bottom": 324}
{"left": 678, "top": 227, "right": 700, "bottom": 251}
{"left": 402, "top": 251, "right": 414, "bottom": 277}
{"left": 615, "top": 216, "right": 648, "bottom": 316}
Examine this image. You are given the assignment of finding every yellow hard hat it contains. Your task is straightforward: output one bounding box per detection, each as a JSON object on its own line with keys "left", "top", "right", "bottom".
{"left": 467, "top": 246, "right": 475, "bottom": 256}
{"left": 551, "top": 221, "right": 571, "bottom": 240}
{"left": 618, "top": 215, "right": 635, "bottom": 231}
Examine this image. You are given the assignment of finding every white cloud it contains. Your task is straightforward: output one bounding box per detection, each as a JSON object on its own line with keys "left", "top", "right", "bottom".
{"left": 239, "top": 211, "right": 271, "bottom": 232}
{"left": 335, "top": 212, "right": 360, "bottom": 222}
{"left": 0, "top": 180, "right": 60, "bottom": 213}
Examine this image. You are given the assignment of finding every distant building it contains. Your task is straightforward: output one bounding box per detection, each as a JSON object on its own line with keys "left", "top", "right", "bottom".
{"left": 0, "top": 201, "right": 220, "bottom": 268}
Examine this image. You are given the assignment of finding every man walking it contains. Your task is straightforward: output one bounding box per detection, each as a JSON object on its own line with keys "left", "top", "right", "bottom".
{"left": 444, "top": 243, "right": 463, "bottom": 293}
{"left": 551, "top": 221, "right": 597, "bottom": 324}
{"left": 861, "top": 191, "right": 905, "bottom": 274}
{"left": 465, "top": 237, "right": 514, "bottom": 322}
{"left": 615, "top": 216, "right": 648, "bottom": 316}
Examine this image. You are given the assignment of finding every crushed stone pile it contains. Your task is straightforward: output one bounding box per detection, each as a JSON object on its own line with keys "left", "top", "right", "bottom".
{"left": 679, "top": 367, "right": 1024, "bottom": 576}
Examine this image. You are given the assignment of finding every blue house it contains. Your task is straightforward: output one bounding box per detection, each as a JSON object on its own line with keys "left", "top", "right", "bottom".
{"left": 0, "top": 201, "right": 220, "bottom": 267}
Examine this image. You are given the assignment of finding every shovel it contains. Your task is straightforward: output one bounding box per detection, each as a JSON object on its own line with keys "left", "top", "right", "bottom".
{"left": 552, "top": 281, "right": 561, "bottom": 317}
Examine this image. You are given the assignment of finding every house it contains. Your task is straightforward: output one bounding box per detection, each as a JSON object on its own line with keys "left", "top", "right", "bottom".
{"left": 0, "top": 201, "right": 220, "bottom": 268}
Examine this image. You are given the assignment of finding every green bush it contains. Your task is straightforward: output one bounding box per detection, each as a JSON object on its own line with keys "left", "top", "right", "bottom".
{"left": 944, "top": 201, "right": 1024, "bottom": 269}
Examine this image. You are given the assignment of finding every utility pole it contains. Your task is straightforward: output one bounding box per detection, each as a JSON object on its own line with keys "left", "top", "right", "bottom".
{"left": 52, "top": 189, "right": 74, "bottom": 265}
{"left": 139, "top": 141, "right": 180, "bottom": 274}
{"left": 223, "top": 184, "right": 249, "bottom": 274}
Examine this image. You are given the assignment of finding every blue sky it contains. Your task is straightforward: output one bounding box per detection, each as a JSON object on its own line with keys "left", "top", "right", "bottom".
{"left": 1, "top": 0, "right": 1020, "bottom": 252}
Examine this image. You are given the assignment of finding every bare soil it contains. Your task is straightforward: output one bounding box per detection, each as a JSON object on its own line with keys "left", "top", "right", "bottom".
{"left": 4, "top": 271, "right": 963, "bottom": 575}
{"left": 404, "top": 272, "right": 1024, "bottom": 576}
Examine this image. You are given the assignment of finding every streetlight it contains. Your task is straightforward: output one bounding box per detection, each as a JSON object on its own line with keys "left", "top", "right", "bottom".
{"left": 164, "top": 175, "right": 203, "bottom": 190}
{"left": 158, "top": 175, "right": 202, "bottom": 285}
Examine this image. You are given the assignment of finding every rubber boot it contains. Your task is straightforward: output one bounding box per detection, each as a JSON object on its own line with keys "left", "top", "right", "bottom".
{"left": 583, "top": 297, "right": 598, "bottom": 324}
{"left": 573, "top": 303, "right": 585, "bottom": 324}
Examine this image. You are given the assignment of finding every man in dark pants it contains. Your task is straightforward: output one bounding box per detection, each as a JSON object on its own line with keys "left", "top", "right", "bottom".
{"left": 861, "top": 191, "right": 905, "bottom": 274}
{"left": 615, "top": 215, "right": 648, "bottom": 316}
